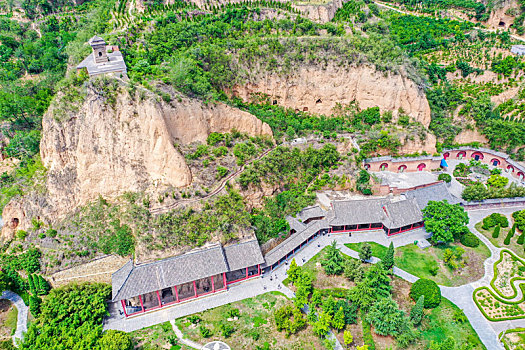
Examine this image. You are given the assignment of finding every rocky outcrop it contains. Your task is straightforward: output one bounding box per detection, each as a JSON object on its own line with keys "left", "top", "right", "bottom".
{"left": 163, "top": 97, "right": 272, "bottom": 144}
{"left": 39, "top": 88, "right": 193, "bottom": 218}
{"left": 0, "top": 81, "right": 273, "bottom": 234}
{"left": 454, "top": 129, "right": 489, "bottom": 145}
{"left": 232, "top": 64, "right": 431, "bottom": 127}
{"left": 400, "top": 133, "right": 437, "bottom": 154}
{"left": 292, "top": 0, "right": 350, "bottom": 23}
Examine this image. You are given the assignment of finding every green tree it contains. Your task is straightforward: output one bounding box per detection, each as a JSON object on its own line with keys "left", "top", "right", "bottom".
{"left": 343, "top": 330, "right": 353, "bottom": 347}
{"left": 359, "top": 243, "right": 372, "bottom": 262}
{"left": 287, "top": 259, "right": 301, "bottom": 283}
{"left": 97, "top": 330, "right": 133, "bottom": 350}
{"left": 410, "top": 295, "right": 425, "bottom": 325}
{"left": 332, "top": 306, "right": 345, "bottom": 330}
{"left": 365, "top": 297, "right": 407, "bottom": 336}
{"left": 382, "top": 242, "right": 394, "bottom": 270}
{"left": 322, "top": 240, "right": 344, "bottom": 275}
{"left": 312, "top": 311, "right": 331, "bottom": 337}
{"left": 423, "top": 200, "right": 469, "bottom": 244}
{"left": 487, "top": 174, "right": 509, "bottom": 188}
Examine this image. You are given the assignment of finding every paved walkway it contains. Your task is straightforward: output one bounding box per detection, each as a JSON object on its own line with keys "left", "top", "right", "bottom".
{"left": 1, "top": 291, "right": 28, "bottom": 346}
{"left": 170, "top": 319, "right": 203, "bottom": 349}
{"left": 106, "top": 208, "right": 525, "bottom": 349}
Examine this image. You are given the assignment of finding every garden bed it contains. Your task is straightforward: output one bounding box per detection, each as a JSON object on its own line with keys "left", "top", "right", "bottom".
{"left": 345, "top": 240, "right": 490, "bottom": 287}
{"left": 130, "top": 321, "right": 184, "bottom": 349}
{"left": 474, "top": 221, "right": 525, "bottom": 258}
{"left": 0, "top": 300, "right": 17, "bottom": 342}
{"left": 501, "top": 328, "right": 525, "bottom": 349}
{"left": 473, "top": 250, "right": 525, "bottom": 321}
{"left": 175, "top": 292, "right": 324, "bottom": 350}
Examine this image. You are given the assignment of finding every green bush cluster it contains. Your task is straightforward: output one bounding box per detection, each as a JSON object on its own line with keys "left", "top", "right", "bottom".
{"left": 513, "top": 210, "right": 525, "bottom": 233}
{"left": 409, "top": 279, "right": 441, "bottom": 308}
{"left": 483, "top": 213, "right": 509, "bottom": 230}
{"left": 460, "top": 232, "right": 480, "bottom": 248}
{"left": 437, "top": 173, "right": 452, "bottom": 183}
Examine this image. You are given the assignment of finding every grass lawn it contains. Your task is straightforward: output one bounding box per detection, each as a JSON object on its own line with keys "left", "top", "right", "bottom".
{"left": 176, "top": 292, "right": 325, "bottom": 350}
{"left": 420, "top": 298, "right": 485, "bottom": 348}
{"left": 130, "top": 321, "right": 190, "bottom": 350}
{"left": 345, "top": 240, "right": 491, "bottom": 287}
{"left": 475, "top": 221, "right": 525, "bottom": 258}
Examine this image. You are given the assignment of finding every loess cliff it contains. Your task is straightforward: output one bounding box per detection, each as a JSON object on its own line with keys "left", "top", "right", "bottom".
{"left": 232, "top": 64, "right": 431, "bottom": 127}
{"left": 1, "top": 81, "right": 272, "bottom": 239}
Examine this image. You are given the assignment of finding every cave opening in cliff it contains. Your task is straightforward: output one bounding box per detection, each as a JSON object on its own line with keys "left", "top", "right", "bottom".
{"left": 303, "top": 107, "right": 308, "bottom": 112}
{"left": 499, "top": 21, "right": 506, "bottom": 27}
{"left": 11, "top": 218, "right": 19, "bottom": 228}
{"left": 273, "top": 100, "right": 277, "bottom": 105}
{"left": 316, "top": 98, "right": 322, "bottom": 104}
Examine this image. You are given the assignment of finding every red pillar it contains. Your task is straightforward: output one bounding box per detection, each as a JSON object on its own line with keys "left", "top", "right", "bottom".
{"left": 223, "top": 272, "right": 227, "bottom": 288}
{"left": 193, "top": 281, "right": 198, "bottom": 298}
{"left": 257, "top": 264, "right": 261, "bottom": 276}
{"left": 368, "top": 223, "right": 371, "bottom": 229}
{"left": 211, "top": 275, "right": 215, "bottom": 292}
{"left": 156, "top": 290, "right": 162, "bottom": 307}
{"left": 174, "top": 286, "right": 179, "bottom": 302}
{"left": 246, "top": 267, "right": 248, "bottom": 279}
{"left": 139, "top": 295, "right": 145, "bottom": 313}
{"left": 121, "top": 300, "right": 128, "bottom": 317}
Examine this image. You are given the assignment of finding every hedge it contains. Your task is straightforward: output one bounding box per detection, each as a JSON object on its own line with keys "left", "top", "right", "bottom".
{"left": 504, "top": 225, "right": 516, "bottom": 245}
{"left": 410, "top": 279, "right": 441, "bottom": 308}
{"left": 460, "top": 232, "right": 480, "bottom": 247}
{"left": 492, "top": 225, "right": 501, "bottom": 239}
{"left": 473, "top": 286, "right": 525, "bottom": 321}
{"left": 360, "top": 310, "right": 376, "bottom": 350}
{"left": 490, "top": 250, "right": 525, "bottom": 300}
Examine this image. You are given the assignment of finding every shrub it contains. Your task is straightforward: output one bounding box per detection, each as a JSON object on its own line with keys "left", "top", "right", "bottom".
{"left": 46, "top": 229, "right": 57, "bottom": 238}
{"left": 482, "top": 213, "right": 509, "bottom": 229}
{"left": 518, "top": 229, "right": 525, "bottom": 245}
{"left": 218, "top": 321, "right": 234, "bottom": 338}
{"left": 199, "top": 325, "right": 211, "bottom": 338}
{"left": 16, "top": 230, "right": 28, "bottom": 240}
{"left": 29, "top": 295, "right": 41, "bottom": 316}
{"left": 438, "top": 173, "right": 452, "bottom": 183}
{"left": 492, "top": 225, "right": 501, "bottom": 238}
{"left": 504, "top": 226, "right": 515, "bottom": 245}
{"left": 216, "top": 166, "right": 229, "bottom": 180}
{"left": 460, "top": 232, "right": 480, "bottom": 247}
{"left": 410, "top": 279, "right": 441, "bottom": 308}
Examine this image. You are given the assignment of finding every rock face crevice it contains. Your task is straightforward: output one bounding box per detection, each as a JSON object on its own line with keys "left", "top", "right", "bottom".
{"left": 232, "top": 64, "right": 431, "bottom": 127}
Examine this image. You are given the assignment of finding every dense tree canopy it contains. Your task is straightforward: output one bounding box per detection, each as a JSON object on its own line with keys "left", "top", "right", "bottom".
{"left": 423, "top": 200, "right": 469, "bottom": 244}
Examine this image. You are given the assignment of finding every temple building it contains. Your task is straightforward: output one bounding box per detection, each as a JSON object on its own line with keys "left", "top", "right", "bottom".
{"left": 76, "top": 35, "right": 127, "bottom": 77}
{"left": 112, "top": 240, "right": 264, "bottom": 317}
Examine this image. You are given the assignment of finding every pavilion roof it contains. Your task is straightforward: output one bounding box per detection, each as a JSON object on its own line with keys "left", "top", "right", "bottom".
{"left": 223, "top": 240, "right": 265, "bottom": 271}
{"left": 329, "top": 198, "right": 388, "bottom": 226}
{"left": 405, "top": 182, "right": 461, "bottom": 210}
{"left": 296, "top": 205, "right": 326, "bottom": 222}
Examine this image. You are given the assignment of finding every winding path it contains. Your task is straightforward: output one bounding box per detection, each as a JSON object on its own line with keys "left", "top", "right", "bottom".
{"left": 1, "top": 291, "right": 28, "bottom": 347}
{"left": 106, "top": 208, "right": 525, "bottom": 349}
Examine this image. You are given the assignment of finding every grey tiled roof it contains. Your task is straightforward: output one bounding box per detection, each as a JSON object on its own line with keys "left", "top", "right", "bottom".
{"left": 112, "top": 240, "right": 265, "bottom": 301}
{"left": 223, "top": 240, "right": 265, "bottom": 271}
{"left": 296, "top": 205, "right": 325, "bottom": 222}
{"left": 286, "top": 216, "right": 307, "bottom": 232}
{"left": 88, "top": 35, "right": 105, "bottom": 45}
{"left": 405, "top": 182, "right": 461, "bottom": 210}
{"left": 77, "top": 49, "right": 127, "bottom": 76}
{"left": 384, "top": 199, "right": 423, "bottom": 228}
{"left": 329, "top": 198, "right": 388, "bottom": 226}
{"left": 263, "top": 221, "right": 323, "bottom": 267}
{"left": 111, "top": 259, "right": 133, "bottom": 300}
{"left": 113, "top": 245, "right": 229, "bottom": 301}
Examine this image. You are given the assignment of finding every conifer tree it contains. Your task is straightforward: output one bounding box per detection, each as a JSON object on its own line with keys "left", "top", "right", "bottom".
{"left": 382, "top": 242, "right": 395, "bottom": 270}
{"left": 332, "top": 306, "right": 346, "bottom": 330}
{"left": 287, "top": 259, "right": 300, "bottom": 283}
{"left": 410, "top": 295, "right": 425, "bottom": 326}
{"left": 359, "top": 243, "right": 372, "bottom": 262}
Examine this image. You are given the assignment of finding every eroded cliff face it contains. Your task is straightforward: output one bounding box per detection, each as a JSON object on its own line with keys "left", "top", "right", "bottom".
{"left": 40, "top": 89, "right": 193, "bottom": 218}
{"left": 1, "top": 82, "right": 272, "bottom": 239}
{"left": 232, "top": 64, "right": 431, "bottom": 127}
{"left": 163, "top": 97, "right": 272, "bottom": 144}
